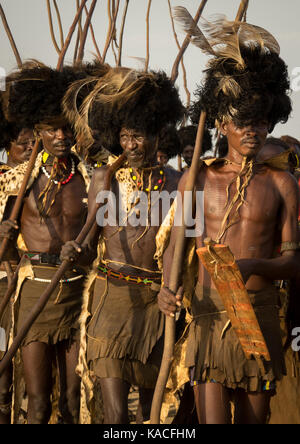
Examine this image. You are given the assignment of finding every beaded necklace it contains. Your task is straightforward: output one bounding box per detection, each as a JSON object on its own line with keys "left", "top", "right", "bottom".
{"left": 41, "top": 156, "right": 75, "bottom": 185}
{"left": 128, "top": 166, "right": 165, "bottom": 192}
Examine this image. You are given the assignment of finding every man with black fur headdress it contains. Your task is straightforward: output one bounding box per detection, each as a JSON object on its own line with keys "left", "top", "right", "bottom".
{"left": 61, "top": 66, "right": 184, "bottom": 423}
{"left": 0, "top": 63, "right": 92, "bottom": 424}
{"left": 0, "top": 95, "right": 35, "bottom": 424}
{"left": 158, "top": 13, "right": 299, "bottom": 424}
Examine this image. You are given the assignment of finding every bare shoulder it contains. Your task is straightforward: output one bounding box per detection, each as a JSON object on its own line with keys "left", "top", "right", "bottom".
{"left": 268, "top": 168, "right": 299, "bottom": 197}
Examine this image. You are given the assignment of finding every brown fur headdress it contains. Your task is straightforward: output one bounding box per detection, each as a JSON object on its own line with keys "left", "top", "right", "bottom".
{"left": 63, "top": 66, "right": 185, "bottom": 156}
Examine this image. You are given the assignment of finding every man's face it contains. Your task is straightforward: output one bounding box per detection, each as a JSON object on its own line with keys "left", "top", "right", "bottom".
{"left": 156, "top": 151, "right": 169, "bottom": 166}
{"left": 39, "top": 125, "right": 74, "bottom": 158}
{"left": 182, "top": 144, "right": 194, "bottom": 167}
{"left": 9, "top": 128, "right": 35, "bottom": 166}
{"left": 221, "top": 120, "right": 269, "bottom": 159}
{"left": 119, "top": 127, "right": 156, "bottom": 168}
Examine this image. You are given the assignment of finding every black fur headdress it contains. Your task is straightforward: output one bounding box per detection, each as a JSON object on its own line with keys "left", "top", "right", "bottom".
{"left": 63, "top": 66, "right": 185, "bottom": 156}
{"left": 173, "top": 9, "right": 292, "bottom": 131}
{"left": 4, "top": 61, "right": 92, "bottom": 128}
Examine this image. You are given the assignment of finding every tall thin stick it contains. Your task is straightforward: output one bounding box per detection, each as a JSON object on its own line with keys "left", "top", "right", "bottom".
{"left": 167, "top": 0, "right": 190, "bottom": 107}
{"left": 102, "top": 0, "right": 120, "bottom": 63}
{"left": 56, "top": 0, "right": 89, "bottom": 71}
{"left": 76, "top": 0, "right": 98, "bottom": 63}
{"left": 170, "top": 0, "right": 208, "bottom": 84}
{"left": 46, "top": 0, "right": 61, "bottom": 54}
{"left": 73, "top": 0, "right": 83, "bottom": 64}
{"left": 144, "top": 0, "right": 152, "bottom": 72}
{"left": 117, "top": 0, "right": 129, "bottom": 66}
{"left": 0, "top": 3, "right": 22, "bottom": 68}
{"left": 84, "top": 4, "right": 103, "bottom": 62}
{"left": 53, "top": 0, "right": 64, "bottom": 48}
{"left": 150, "top": 111, "right": 207, "bottom": 424}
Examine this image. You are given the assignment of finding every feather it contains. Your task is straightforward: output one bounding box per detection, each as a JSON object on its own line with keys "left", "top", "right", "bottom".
{"left": 214, "top": 74, "right": 242, "bottom": 98}
{"left": 173, "top": 9, "right": 280, "bottom": 72}
{"left": 172, "top": 6, "right": 215, "bottom": 56}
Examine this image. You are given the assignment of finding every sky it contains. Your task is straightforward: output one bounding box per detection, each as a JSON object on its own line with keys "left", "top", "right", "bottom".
{"left": 1, "top": 0, "right": 300, "bottom": 152}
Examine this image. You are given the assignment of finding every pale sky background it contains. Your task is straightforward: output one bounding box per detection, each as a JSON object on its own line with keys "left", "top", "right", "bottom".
{"left": 1, "top": 0, "right": 300, "bottom": 164}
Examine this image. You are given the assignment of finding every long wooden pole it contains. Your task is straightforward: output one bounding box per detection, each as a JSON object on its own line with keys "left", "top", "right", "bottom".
{"left": 0, "top": 3, "right": 22, "bottom": 68}
{"left": 76, "top": 0, "right": 98, "bottom": 63}
{"left": 0, "top": 153, "right": 126, "bottom": 377}
{"left": 150, "top": 111, "right": 207, "bottom": 424}
{"left": 56, "top": 0, "right": 89, "bottom": 71}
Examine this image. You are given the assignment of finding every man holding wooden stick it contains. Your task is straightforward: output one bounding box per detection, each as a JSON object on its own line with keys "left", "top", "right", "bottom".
{"left": 158, "top": 16, "right": 299, "bottom": 424}
{"left": 0, "top": 97, "right": 35, "bottom": 424}
{"left": 60, "top": 66, "right": 184, "bottom": 423}
{"left": 0, "top": 64, "right": 91, "bottom": 424}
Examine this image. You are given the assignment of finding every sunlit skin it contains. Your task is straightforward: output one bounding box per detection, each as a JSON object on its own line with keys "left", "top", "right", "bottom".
{"left": 0, "top": 124, "right": 87, "bottom": 424}
{"left": 119, "top": 128, "right": 157, "bottom": 168}
{"left": 60, "top": 126, "right": 182, "bottom": 424}
{"left": 158, "top": 119, "right": 299, "bottom": 424}
{"left": 40, "top": 125, "right": 74, "bottom": 159}
{"left": 7, "top": 128, "right": 35, "bottom": 167}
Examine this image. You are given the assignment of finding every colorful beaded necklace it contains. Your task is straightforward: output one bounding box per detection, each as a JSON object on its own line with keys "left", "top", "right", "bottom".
{"left": 41, "top": 152, "right": 75, "bottom": 185}
{"left": 129, "top": 166, "right": 165, "bottom": 192}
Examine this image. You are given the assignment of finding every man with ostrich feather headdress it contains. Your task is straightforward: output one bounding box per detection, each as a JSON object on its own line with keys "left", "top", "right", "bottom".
{"left": 60, "top": 65, "right": 185, "bottom": 423}
{"left": 0, "top": 62, "right": 95, "bottom": 424}
{"left": 157, "top": 9, "right": 299, "bottom": 424}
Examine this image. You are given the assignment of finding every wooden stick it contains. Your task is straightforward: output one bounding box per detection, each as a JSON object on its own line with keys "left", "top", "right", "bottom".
{"left": 0, "top": 138, "right": 40, "bottom": 264}
{"left": 150, "top": 111, "right": 207, "bottom": 424}
{"left": 0, "top": 258, "right": 25, "bottom": 325}
{"left": 117, "top": 0, "right": 129, "bottom": 66}
{"left": 56, "top": 0, "right": 88, "bottom": 71}
{"left": 0, "top": 153, "right": 126, "bottom": 377}
{"left": 168, "top": 0, "right": 190, "bottom": 107}
{"left": 76, "top": 0, "right": 98, "bottom": 63}
{"left": 102, "top": 0, "right": 120, "bottom": 63}
{"left": 73, "top": 0, "right": 83, "bottom": 63}
{"left": 170, "top": 0, "right": 208, "bottom": 84}
{"left": 144, "top": 0, "right": 152, "bottom": 72}
{"left": 0, "top": 3, "right": 22, "bottom": 68}
{"left": 53, "top": 0, "right": 64, "bottom": 49}
{"left": 84, "top": 4, "right": 103, "bottom": 62}
{"left": 46, "top": 0, "right": 61, "bottom": 54}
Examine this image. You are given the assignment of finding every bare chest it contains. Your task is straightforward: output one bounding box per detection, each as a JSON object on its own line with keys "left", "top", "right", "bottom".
{"left": 22, "top": 172, "right": 87, "bottom": 221}
{"left": 201, "top": 168, "right": 281, "bottom": 227}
